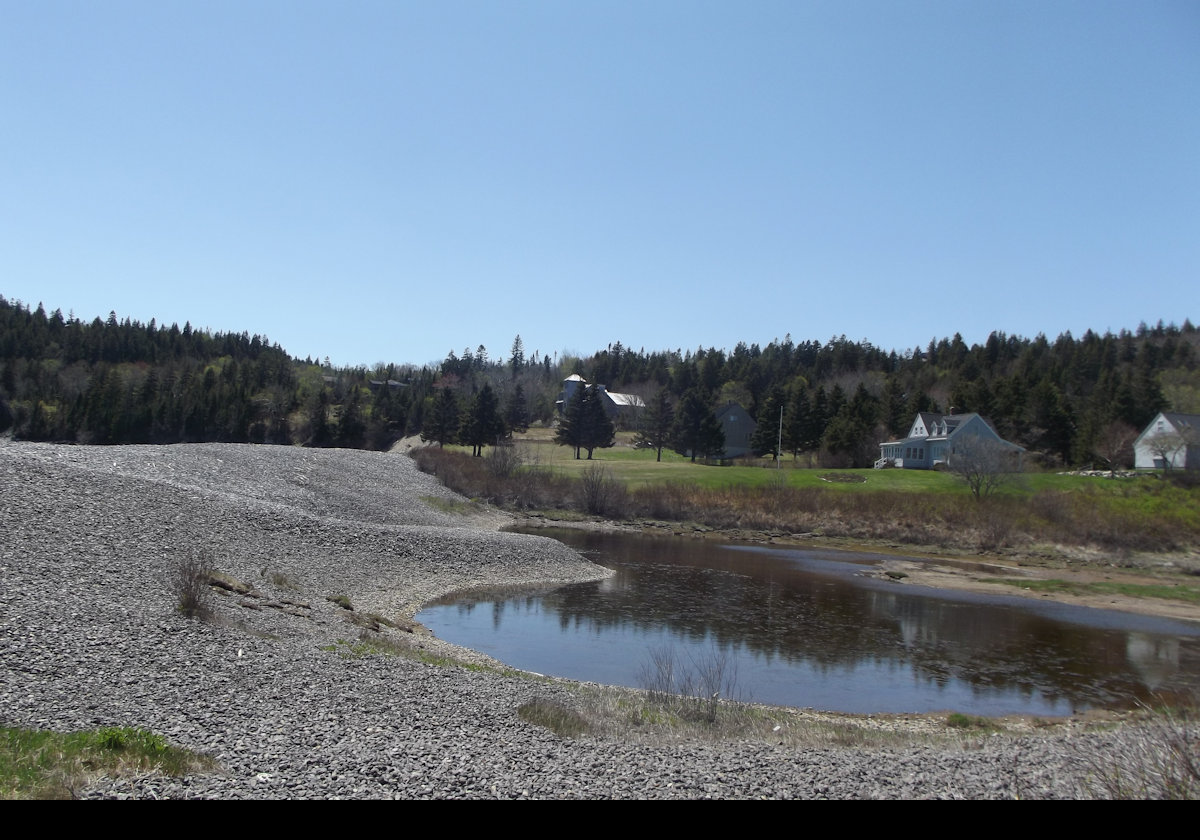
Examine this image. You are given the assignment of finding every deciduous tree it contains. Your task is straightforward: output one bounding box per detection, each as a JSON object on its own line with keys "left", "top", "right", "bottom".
{"left": 949, "top": 435, "right": 1019, "bottom": 500}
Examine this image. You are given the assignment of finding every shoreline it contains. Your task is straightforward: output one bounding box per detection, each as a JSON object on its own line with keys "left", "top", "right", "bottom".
{"left": 508, "top": 512, "right": 1200, "bottom": 626}
{"left": 1, "top": 440, "right": 1192, "bottom": 798}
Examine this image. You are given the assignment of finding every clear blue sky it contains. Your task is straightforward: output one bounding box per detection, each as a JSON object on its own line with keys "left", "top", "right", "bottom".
{"left": 3, "top": 1, "right": 1196, "bottom": 368}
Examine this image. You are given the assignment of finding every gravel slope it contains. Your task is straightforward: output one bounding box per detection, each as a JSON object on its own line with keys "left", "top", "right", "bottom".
{"left": 0, "top": 441, "right": 1111, "bottom": 798}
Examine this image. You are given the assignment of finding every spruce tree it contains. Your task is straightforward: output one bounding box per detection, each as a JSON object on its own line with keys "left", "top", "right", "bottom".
{"left": 750, "top": 387, "right": 785, "bottom": 459}
{"left": 580, "top": 387, "right": 615, "bottom": 459}
{"left": 460, "top": 383, "right": 506, "bottom": 456}
{"left": 672, "top": 388, "right": 724, "bottom": 462}
{"left": 555, "top": 382, "right": 587, "bottom": 459}
{"left": 634, "top": 386, "right": 674, "bottom": 462}
{"left": 504, "top": 383, "right": 530, "bottom": 433}
{"left": 421, "top": 386, "right": 459, "bottom": 448}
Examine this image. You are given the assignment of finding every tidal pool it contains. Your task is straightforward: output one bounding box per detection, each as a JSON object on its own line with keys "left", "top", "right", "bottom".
{"left": 417, "top": 528, "right": 1200, "bottom": 716}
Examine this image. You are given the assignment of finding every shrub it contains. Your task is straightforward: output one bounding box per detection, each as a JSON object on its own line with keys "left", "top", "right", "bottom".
{"left": 580, "top": 463, "right": 626, "bottom": 516}
{"left": 638, "top": 643, "right": 740, "bottom": 725}
{"left": 171, "top": 550, "right": 214, "bottom": 620}
{"left": 485, "top": 443, "right": 524, "bottom": 479}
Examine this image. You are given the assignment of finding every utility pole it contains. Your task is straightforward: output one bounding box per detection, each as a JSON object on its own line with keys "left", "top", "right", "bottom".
{"left": 776, "top": 405, "right": 783, "bottom": 468}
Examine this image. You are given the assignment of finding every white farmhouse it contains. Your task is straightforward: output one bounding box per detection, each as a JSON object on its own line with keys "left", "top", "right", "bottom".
{"left": 1134, "top": 412, "right": 1200, "bottom": 470}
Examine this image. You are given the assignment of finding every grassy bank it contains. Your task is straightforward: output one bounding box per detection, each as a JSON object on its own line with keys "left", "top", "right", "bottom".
{"left": 1, "top": 727, "right": 215, "bottom": 799}
{"left": 411, "top": 432, "right": 1200, "bottom": 556}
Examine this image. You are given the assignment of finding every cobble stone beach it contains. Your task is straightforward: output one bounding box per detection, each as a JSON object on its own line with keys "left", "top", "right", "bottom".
{"left": 0, "top": 441, "right": 1155, "bottom": 798}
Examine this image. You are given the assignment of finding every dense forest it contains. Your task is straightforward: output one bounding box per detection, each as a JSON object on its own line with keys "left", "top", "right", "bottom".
{"left": 2, "top": 295, "right": 1197, "bottom": 468}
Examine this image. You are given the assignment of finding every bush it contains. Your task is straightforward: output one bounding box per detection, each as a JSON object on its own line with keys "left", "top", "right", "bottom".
{"left": 171, "top": 550, "right": 214, "bottom": 620}
{"left": 638, "top": 643, "right": 740, "bottom": 725}
{"left": 485, "top": 443, "right": 524, "bottom": 479}
{"left": 580, "top": 464, "right": 626, "bottom": 516}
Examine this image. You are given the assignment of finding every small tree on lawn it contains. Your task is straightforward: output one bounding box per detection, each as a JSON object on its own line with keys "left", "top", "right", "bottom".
{"left": 1095, "top": 420, "right": 1138, "bottom": 475}
{"left": 949, "top": 435, "right": 1018, "bottom": 500}
{"left": 634, "top": 386, "right": 675, "bottom": 462}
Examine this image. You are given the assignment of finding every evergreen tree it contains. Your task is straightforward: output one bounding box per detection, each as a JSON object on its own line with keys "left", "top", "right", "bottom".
{"left": 821, "top": 408, "right": 872, "bottom": 467}
{"left": 555, "top": 382, "right": 587, "bottom": 459}
{"left": 555, "top": 383, "right": 615, "bottom": 459}
{"left": 504, "top": 383, "right": 530, "bottom": 433}
{"left": 750, "top": 387, "right": 785, "bottom": 459}
{"left": 460, "top": 383, "right": 506, "bottom": 456}
{"left": 579, "top": 386, "right": 615, "bottom": 459}
{"left": 421, "top": 386, "right": 460, "bottom": 448}
{"left": 509, "top": 335, "right": 526, "bottom": 376}
{"left": 634, "top": 386, "right": 674, "bottom": 462}
{"left": 672, "top": 388, "right": 724, "bottom": 462}
{"left": 306, "top": 389, "right": 331, "bottom": 447}
{"left": 336, "top": 388, "right": 366, "bottom": 448}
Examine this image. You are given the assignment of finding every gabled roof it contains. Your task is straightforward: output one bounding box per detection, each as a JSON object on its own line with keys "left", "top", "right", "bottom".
{"left": 1161, "top": 412, "right": 1200, "bottom": 429}
{"left": 1137, "top": 412, "right": 1200, "bottom": 444}
{"left": 885, "top": 412, "right": 1019, "bottom": 449}
{"left": 605, "top": 392, "right": 645, "bottom": 408}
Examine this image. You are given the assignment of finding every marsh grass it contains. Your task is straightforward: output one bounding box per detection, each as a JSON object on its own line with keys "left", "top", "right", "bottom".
{"left": 324, "top": 632, "right": 522, "bottom": 677}
{"left": 531, "top": 685, "right": 987, "bottom": 749}
{"left": 1073, "top": 704, "right": 1200, "bottom": 799}
{"left": 517, "top": 699, "right": 591, "bottom": 738}
{"left": 411, "top": 447, "right": 1199, "bottom": 553}
{"left": 946, "top": 712, "right": 1001, "bottom": 731}
{"left": 1, "top": 726, "right": 215, "bottom": 799}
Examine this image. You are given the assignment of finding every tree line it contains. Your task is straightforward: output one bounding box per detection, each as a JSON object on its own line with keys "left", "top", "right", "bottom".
{"left": 3, "top": 295, "right": 1197, "bottom": 468}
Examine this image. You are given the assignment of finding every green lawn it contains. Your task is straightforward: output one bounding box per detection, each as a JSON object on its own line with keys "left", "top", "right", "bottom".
{"left": 479, "top": 428, "right": 1159, "bottom": 498}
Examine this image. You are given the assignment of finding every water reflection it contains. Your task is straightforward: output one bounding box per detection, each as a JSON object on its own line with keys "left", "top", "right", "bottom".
{"left": 417, "top": 528, "right": 1200, "bottom": 715}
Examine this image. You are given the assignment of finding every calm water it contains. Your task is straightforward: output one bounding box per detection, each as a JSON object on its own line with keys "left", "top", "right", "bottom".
{"left": 417, "top": 528, "right": 1200, "bottom": 716}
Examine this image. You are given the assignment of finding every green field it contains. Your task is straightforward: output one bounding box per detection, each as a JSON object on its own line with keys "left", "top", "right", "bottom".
{"left": 469, "top": 428, "right": 1151, "bottom": 497}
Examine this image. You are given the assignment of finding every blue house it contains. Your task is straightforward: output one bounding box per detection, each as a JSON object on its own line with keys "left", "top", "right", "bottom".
{"left": 876, "top": 412, "right": 1023, "bottom": 470}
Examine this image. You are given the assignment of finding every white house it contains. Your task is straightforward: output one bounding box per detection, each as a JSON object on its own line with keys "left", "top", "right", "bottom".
{"left": 1134, "top": 412, "right": 1200, "bottom": 470}
{"left": 876, "top": 412, "right": 1023, "bottom": 470}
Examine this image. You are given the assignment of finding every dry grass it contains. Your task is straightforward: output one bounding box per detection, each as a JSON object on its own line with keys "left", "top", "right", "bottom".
{"left": 1073, "top": 705, "right": 1200, "bottom": 799}
{"left": 410, "top": 447, "right": 1199, "bottom": 554}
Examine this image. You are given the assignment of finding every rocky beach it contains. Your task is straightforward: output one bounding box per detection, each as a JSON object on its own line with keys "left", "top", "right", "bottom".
{"left": 0, "top": 441, "right": 1175, "bottom": 798}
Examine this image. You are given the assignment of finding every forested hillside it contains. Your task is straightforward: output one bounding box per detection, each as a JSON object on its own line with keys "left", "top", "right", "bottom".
{"left": 2, "top": 295, "right": 1196, "bottom": 468}
{"left": 0, "top": 298, "right": 430, "bottom": 449}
